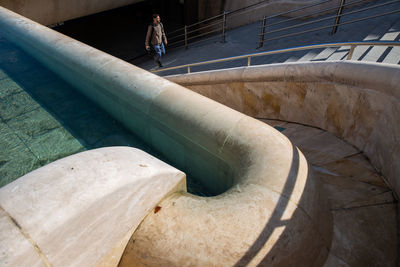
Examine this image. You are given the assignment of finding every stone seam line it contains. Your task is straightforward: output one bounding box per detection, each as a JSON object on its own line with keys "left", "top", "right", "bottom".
{"left": 0, "top": 205, "right": 52, "bottom": 267}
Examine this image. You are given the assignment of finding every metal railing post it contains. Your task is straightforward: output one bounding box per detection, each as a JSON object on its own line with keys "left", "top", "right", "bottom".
{"left": 188, "top": 66, "right": 191, "bottom": 73}
{"left": 247, "top": 56, "right": 251, "bottom": 66}
{"left": 222, "top": 11, "right": 227, "bottom": 43}
{"left": 259, "top": 16, "right": 267, "bottom": 48}
{"left": 332, "top": 0, "right": 346, "bottom": 35}
{"left": 184, "top": 25, "right": 188, "bottom": 49}
{"left": 347, "top": 44, "right": 356, "bottom": 59}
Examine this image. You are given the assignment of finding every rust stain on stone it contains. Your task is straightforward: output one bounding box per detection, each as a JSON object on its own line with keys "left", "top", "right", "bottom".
{"left": 262, "top": 93, "right": 280, "bottom": 115}
{"left": 154, "top": 206, "right": 162, "bottom": 214}
{"left": 285, "top": 82, "right": 307, "bottom": 104}
{"left": 326, "top": 90, "right": 345, "bottom": 137}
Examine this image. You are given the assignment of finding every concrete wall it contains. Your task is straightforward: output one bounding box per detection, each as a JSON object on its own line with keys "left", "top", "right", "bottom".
{"left": 0, "top": 0, "right": 144, "bottom": 25}
{"left": 167, "top": 61, "right": 400, "bottom": 198}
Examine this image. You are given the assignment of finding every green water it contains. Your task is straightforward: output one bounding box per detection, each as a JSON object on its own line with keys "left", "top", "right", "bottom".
{"left": 0, "top": 35, "right": 208, "bottom": 195}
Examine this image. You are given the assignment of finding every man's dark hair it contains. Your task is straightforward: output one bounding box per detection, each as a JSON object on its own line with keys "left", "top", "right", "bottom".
{"left": 152, "top": 14, "right": 159, "bottom": 19}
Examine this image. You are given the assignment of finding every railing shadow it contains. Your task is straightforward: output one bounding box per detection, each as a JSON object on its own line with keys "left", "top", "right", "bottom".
{"left": 234, "top": 144, "right": 331, "bottom": 266}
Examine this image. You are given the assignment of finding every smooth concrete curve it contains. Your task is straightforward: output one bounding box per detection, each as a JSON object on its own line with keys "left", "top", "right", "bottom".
{"left": 0, "top": 7, "right": 332, "bottom": 266}
{"left": 0, "top": 0, "right": 144, "bottom": 26}
{"left": 0, "top": 147, "right": 186, "bottom": 266}
{"left": 167, "top": 61, "right": 400, "bottom": 198}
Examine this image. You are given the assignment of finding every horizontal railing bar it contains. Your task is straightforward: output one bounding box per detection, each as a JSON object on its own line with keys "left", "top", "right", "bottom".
{"left": 259, "top": 0, "right": 369, "bottom": 29}
{"left": 169, "top": 30, "right": 222, "bottom": 48}
{"left": 228, "top": 0, "right": 271, "bottom": 16}
{"left": 262, "top": 0, "right": 400, "bottom": 36}
{"left": 265, "top": 0, "right": 334, "bottom": 19}
{"left": 152, "top": 41, "right": 400, "bottom": 73}
{"left": 186, "top": 28, "right": 222, "bottom": 41}
{"left": 173, "top": 32, "right": 226, "bottom": 50}
{"left": 225, "top": 3, "right": 272, "bottom": 19}
{"left": 263, "top": 14, "right": 338, "bottom": 35}
{"left": 168, "top": 0, "right": 273, "bottom": 34}
{"left": 187, "top": 20, "right": 223, "bottom": 34}
{"left": 188, "top": 13, "right": 226, "bottom": 28}
{"left": 169, "top": 20, "right": 223, "bottom": 43}
{"left": 168, "top": 39, "right": 185, "bottom": 46}
{"left": 264, "top": 24, "right": 342, "bottom": 41}
{"left": 168, "top": 33, "right": 186, "bottom": 41}
{"left": 263, "top": 8, "right": 400, "bottom": 41}
{"left": 165, "top": 15, "right": 223, "bottom": 36}
{"left": 167, "top": 27, "right": 184, "bottom": 35}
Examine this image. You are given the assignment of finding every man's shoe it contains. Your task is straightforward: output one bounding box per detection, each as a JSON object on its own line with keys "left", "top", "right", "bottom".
{"left": 157, "top": 61, "right": 163, "bottom": 67}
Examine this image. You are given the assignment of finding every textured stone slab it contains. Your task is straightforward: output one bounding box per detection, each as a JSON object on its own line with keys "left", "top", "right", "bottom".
{"left": 323, "top": 252, "right": 350, "bottom": 267}
{"left": 0, "top": 147, "right": 186, "bottom": 266}
{"left": 0, "top": 78, "right": 22, "bottom": 99}
{"left": 318, "top": 172, "right": 393, "bottom": 210}
{"left": 279, "top": 123, "right": 323, "bottom": 146}
{"left": 5, "top": 108, "right": 62, "bottom": 144}
{"left": 0, "top": 91, "right": 40, "bottom": 121}
{"left": 294, "top": 131, "right": 358, "bottom": 165}
{"left": 318, "top": 153, "right": 387, "bottom": 187}
{"left": 0, "top": 209, "right": 44, "bottom": 267}
{"left": 329, "top": 204, "right": 397, "bottom": 267}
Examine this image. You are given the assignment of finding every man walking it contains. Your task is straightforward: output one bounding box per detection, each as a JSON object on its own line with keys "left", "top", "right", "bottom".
{"left": 145, "top": 14, "right": 167, "bottom": 68}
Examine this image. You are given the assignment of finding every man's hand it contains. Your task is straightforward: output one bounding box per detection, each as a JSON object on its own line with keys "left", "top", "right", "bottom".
{"left": 145, "top": 45, "right": 150, "bottom": 50}
{"left": 164, "top": 40, "right": 168, "bottom": 46}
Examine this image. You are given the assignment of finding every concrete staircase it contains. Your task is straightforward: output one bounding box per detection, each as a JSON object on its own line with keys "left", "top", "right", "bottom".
{"left": 134, "top": 0, "right": 400, "bottom": 73}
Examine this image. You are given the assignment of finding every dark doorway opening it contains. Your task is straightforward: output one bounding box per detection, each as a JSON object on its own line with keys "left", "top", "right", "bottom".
{"left": 54, "top": 0, "right": 198, "bottom": 63}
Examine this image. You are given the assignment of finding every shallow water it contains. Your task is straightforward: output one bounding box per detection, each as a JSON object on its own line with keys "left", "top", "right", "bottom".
{"left": 0, "top": 35, "right": 209, "bottom": 195}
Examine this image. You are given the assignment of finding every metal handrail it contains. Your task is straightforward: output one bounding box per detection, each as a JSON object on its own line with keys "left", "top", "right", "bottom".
{"left": 169, "top": 20, "right": 223, "bottom": 42}
{"left": 258, "top": 0, "right": 367, "bottom": 29}
{"left": 186, "top": 28, "right": 222, "bottom": 41}
{"left": 268, "top": 0, "right": 334, "bottom": 20}
{"left": 169, "top": 0, "right": 274, "bottom": 35}
{"left": 153, "top": 0, "right": 399, "bottom": 52}
{"left": 186, "top": 13, "right": 225, "bottom": 29}
{"left": 262, "top": 8, "right": 400, "bottom": 42}
{"left": 261, "top": 0, "right": 400, "bottom": 37}
{"left": 166, "top": 0, "right": 292, "bottom": 49}
{"left": 151, "top": 41, "right": 400, "bottom": 74}
{"left": 187, "top": 20, "right": 223, "bottom": 35}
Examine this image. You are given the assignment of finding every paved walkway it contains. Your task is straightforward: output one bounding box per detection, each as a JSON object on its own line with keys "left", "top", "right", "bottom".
{"left": 132, "top": 0, "right": 400, "bottom": 74}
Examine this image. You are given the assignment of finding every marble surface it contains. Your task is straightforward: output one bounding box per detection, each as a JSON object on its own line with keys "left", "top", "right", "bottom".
{"left": 1, "top": 8, "right": 395, "bottom": 265}
{"left": 168, "top": 61, "right": 400, "bottom": 198}
{"left": 0, "top": 9, "right": 333, "bottom": 266}
{"left": 263, "top": 121, "right": 397, "bottom": 266}
{"left": 167, "top": 61, "right": 399, "bottom": 265}
{"left": 0, "top": 147, "right": 186, "bottom": 266}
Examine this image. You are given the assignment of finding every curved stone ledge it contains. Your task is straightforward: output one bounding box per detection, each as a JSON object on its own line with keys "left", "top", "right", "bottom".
{"left": 167, "top": 61, "right": 400, "bottom": 198}
{"left": 0, "top": 7, "right": 332, "bottom": 266}
{"left": 0, "top": 147, "right": 186, "bottom": 266}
